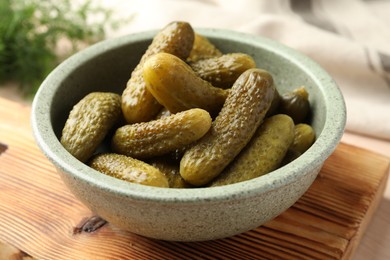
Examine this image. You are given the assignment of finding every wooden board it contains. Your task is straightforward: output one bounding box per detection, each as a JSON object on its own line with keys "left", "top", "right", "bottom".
{"left": 0, "top": 97, "right": 389, "bottom": 260}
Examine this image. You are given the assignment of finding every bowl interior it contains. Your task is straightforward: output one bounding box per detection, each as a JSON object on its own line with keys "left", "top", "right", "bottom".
{"left": 32, "top": 28, "right": 346, "bottom": 202}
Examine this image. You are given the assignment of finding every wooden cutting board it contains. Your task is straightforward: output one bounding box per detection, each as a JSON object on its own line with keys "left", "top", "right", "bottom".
{"left": 0, "top": 97, "right": 389, "bottom": 260}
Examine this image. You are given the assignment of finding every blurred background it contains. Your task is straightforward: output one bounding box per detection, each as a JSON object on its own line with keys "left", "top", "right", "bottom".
{"left": 0, "top": 0, "right": 125, "bottom": 102}
{"left": 1, "top": 0, "right": 390, "bottom": 139}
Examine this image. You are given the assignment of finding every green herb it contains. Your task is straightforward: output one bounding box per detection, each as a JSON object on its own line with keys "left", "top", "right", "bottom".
{"left": 0, "top": 0, "right": 122, "bottom": 97}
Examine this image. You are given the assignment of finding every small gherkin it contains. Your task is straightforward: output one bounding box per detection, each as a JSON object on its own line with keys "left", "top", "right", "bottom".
{"left": 89, "top": 153, "right": 169, "bottom": 188}
{"left": 60, "top": 92, "right": 121, "bottom": 162}
{"left": 180, "top": 68, "right": 276, "bottom": 186}
{"left": 143, "top": 52, "right": 228, "bottom": 116}
{"left": 187, "top": 33, "right": 223, "bottom": 62}
{"left": 121, "top": 21, "right": 195, "bottom": 124}
{"left": 210, "top": 114, "right": 295, "bottom": 186}
{"left": 112, "top": 108, "right": 212, "bottom": 159}
{"left": 190, "top": 53, "right": 256, "bottom": 89}
{"left": 290, "top": 123, "right": 316, "bottom": 154}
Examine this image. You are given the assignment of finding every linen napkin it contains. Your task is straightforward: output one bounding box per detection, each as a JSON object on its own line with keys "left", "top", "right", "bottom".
{"left": 104, "top": 0, "right": 390, "bottom": 140}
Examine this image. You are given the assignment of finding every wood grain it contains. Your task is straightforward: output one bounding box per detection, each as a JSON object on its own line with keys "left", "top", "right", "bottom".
{"left": 0, "top": 97, "right": 389, "bottom": 260}
{"left": 0, "top": 241, "right": 33, "bottom": 260}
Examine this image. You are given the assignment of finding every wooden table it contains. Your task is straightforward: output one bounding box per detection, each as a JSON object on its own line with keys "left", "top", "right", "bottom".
{"left": 1, "top": 97, "right": 390, "bottom": 260}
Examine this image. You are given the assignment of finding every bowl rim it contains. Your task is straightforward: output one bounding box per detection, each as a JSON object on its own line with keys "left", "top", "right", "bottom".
{"left": 31, "top": 28, "right": 346, "bottom": 203}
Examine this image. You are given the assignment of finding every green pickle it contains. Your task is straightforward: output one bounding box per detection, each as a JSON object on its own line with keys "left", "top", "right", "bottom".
{"left": 210, "top": 114, "right": 294, "bottom": 186}
{"left": 180, "top": 68, "right": 276, "bottom": 186}
{"left": 121, "top": 21, "right": 195, "bottom": 123}
{"left": 187, "top": 33, "right": 222, "bottom": 62}
{"left": 60, "top": 92, "right": 122, "bottom": 163}
{"left": 89, "top": 153, "right": 169, "bottom": 188}
{"left": 266, "top": 87, "right": 281, "bottom": 117}
{"left": 155, "top": 107, "right": 172, "bottom": 120}
{"left": 112, "top": 108, "right": 212, "bottom": 159}
{"left": 190, "top": 53, "right": 256, "bottom": 89}
{"left": 279, "top": 86, "right": 310, "bottom": 124}
{"left": 290, "top": 123, "right": 316, "bottom": 154}
{"left": 149, "top": 158, "right": 192, "bottom": 188}
{"left": 143, "top": 52, "right": 228, "bottom": 115}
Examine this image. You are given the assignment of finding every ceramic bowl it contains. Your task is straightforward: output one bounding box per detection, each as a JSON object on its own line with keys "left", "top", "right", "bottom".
{"left": 31, "top": 28, "right": 346, "bottom": 241}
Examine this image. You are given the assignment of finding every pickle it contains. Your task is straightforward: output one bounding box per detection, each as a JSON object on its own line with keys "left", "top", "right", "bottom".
{"left": 180, "top": 69, "right": 275, "bottom": 186}
{"left": 266, "top": 87, "right": 280, "bottom": 117}
{"left": 143, "top": 52, "right": 228, "bottom": 115}
{"left": 190, "top": 53, "right": 256, "bottom": 89}
{"left": 112, "top": 108, "right": 212, "bottom": 159}
{"left": 155, "top": 107, "right": 172, "bottom": 119}
{"left": 60, "top": 92, "right": 121, "bottom": 162}
{"left": 279, "top": 86, "right": 310, "bottom": 124}
{"left": 149, "top": 157, "right": 192, "bottom": 188}
{"left": 121, "top": 21, "right": 195, "bottom": 123}
{"left": 210, "top": 114, "right": 294, "bottom": 186}
{"left": 290, "top": 123, "right": 316, "bottom": 154}
{"left": 187, "top": 33, "right": 222, "bottom": 62}
{"left": 89, "top": 153, "right": 169, "bottom": 188}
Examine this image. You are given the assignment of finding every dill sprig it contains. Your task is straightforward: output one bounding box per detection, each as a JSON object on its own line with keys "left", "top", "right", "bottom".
{"left": 0, "top": 0, "right": 121, "bottom": 97}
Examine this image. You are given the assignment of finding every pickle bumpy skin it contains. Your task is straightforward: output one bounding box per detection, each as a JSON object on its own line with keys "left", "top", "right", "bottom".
{"left": 149, "top": 157, "right": 192, "bottom": 188}
{"left": 210, "top": 114, "right": 295, "bottom": 186}
{"left": 121, "top": 21, "right": 194, "bottom": 123}
{"left": 180, "top": 68, "right": 276, "bottom": 186}
{"left": 143, "top": 52, "right": 228, "bottom": 116}
{"left": 187, "top": 33, "right": 222, "bottom": 62}
{"left": 112, "top": 108, "right": 212, "bottom": 159}
{"left": 60, "top": 92, "right": 122, "bottom": 163}
{"left": 190, "top": 53, "right": 256, "bottom": 89}
{"left": 89, "top": 153, "right": 169, "bottom": 188}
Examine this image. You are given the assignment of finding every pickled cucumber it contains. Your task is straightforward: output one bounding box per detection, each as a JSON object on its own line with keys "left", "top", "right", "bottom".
{"left": 187, "top": 33, "right": 222, "bottom": 62}
{"left": 155, "top": 107, "right": 172, "bottom": 119}
{"left": 210, "top": 114, "right": 294, "bottom": 186}
{"left": 121, "top": 21, "right": 195, "bottom": 123}
{"left": 180, "top": 69, "right": 276, "bottom": 186}
{"left": 143, "top": 52, "right": 228, "bottom": 115}
{"left": 112, "top": 108, "right": 212, "bottom": 159}
{"left": 279, "top": 86, "right": 310, "bottom": 124}
{"left": 290, "top": 123, "right": 316, "bottom": 154}
{"left": 266, "top": 87, "right": 281, "bottom": 117}
{"left": 149, "top": 158, "right": 192, "bottom": 188}
{"left": 60, "top": 92, "right": 121, "bottom": 162}
{"left": 190, "top": 53, "right": 256, "bottom": 89}
{"left": 89, "top": 153, "right": 169, "bottom": 188}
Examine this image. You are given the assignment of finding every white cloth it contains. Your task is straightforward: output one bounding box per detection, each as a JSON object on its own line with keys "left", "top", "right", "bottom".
{"left": 104, "top": 0, "right": 390, "bottom": 140}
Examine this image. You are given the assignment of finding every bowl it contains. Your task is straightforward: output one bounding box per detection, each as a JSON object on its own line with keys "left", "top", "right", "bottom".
{"left": 31, "top": 28, "right": 346, "bottom": 241}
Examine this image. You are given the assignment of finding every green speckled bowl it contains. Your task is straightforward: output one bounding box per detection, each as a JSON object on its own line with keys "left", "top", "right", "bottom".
{"left": 31, "top": 29, "right": 346, "bottom": 241}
